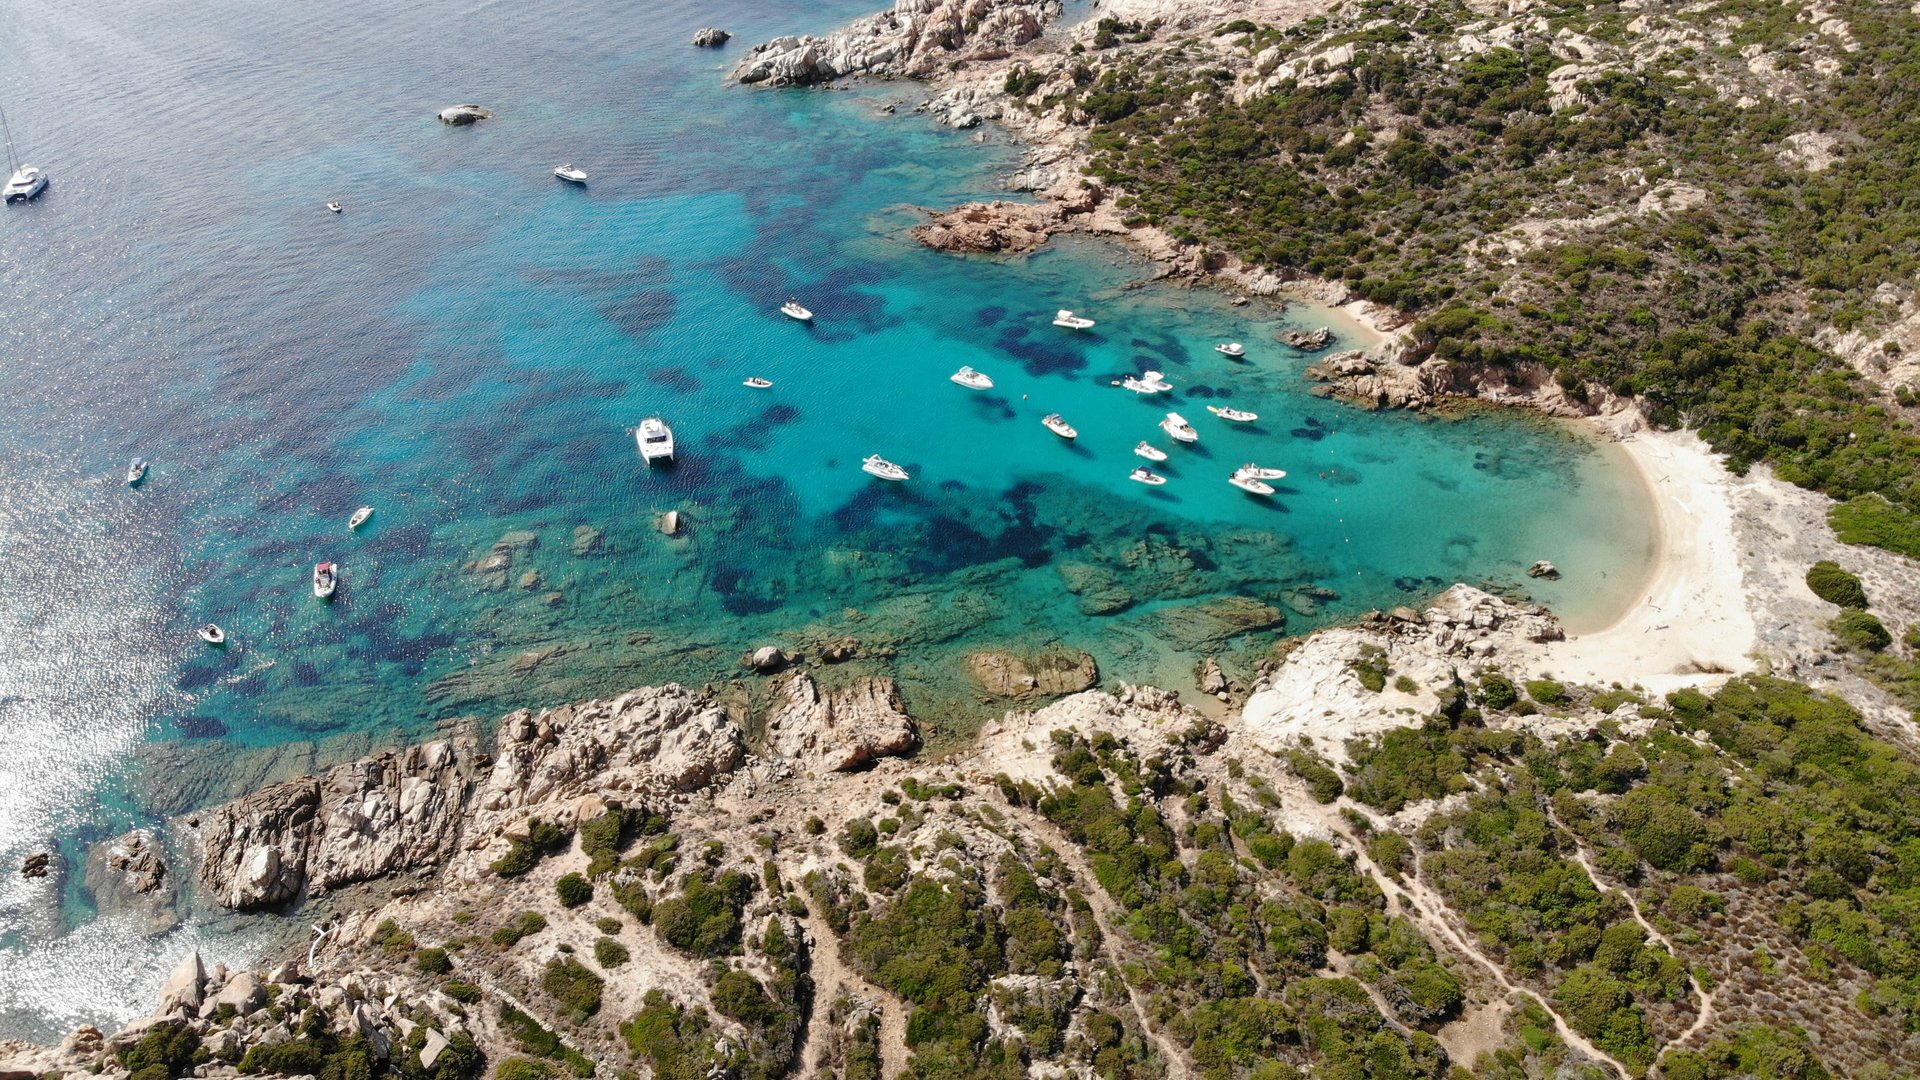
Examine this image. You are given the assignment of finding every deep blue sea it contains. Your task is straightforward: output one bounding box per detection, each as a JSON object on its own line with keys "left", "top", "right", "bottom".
{"left": 0, "top": 0, "right": 1655, "bottom": 1037}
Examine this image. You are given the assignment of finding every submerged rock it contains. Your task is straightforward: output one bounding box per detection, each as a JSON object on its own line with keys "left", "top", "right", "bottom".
{"left": 967, "top": 649, "right": 1099, "bottom": 700}
{"left": 765, "top": 673, "right": 918, "bottom": 772}
{"left": 570, "top": 524, "right": 603, "bottom": 556}
{"left": 436, "top": 104, "right": 492, "bottom": 125}
{"left": 1527, "top": 560, "right": 1561, "bottom": 579}
{"left": 1145, "top": 597, "right": 1286, "bottom": 654}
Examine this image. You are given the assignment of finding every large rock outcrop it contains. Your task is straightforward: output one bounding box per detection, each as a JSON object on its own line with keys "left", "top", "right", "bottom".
{"left": 733, "top": 0, "right": 1056, "bottom": 86}
{"left": 913, "top": 200, "right": 1062, "bottom": 254}
{"left": 967, "top": 649, "right": 1098, "bottom": 699}
{"left": 84, "top": 830, "right": 177, "bottom": 935}
{"left": 198, "top": 738, "right": 476, "bottom": 910}
{"left": 764, "top": 674, "right": 919, "bottom": 772}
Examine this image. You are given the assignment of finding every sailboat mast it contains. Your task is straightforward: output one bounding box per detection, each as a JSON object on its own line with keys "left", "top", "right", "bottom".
{"left": 0, "top": 99, "right": 17, "bottom": 175}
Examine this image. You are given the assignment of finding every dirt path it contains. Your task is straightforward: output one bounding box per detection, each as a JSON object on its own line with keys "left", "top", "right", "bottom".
{"left": 1004, "top": 806, "right": 1195, "bottom": 1079}
{"left": 800, "top": 910, "right": 909, "bottom": 1079}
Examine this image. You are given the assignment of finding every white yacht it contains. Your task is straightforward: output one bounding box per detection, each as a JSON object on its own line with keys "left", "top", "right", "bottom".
{"left": 1041, "top": 413, "right": 1078, "bottom": 440}
{"left": 743, "top": 377, "right": 773, "bottom": 388}
{"left": 862, "top": 454, "right": 909, "bottom": 481}
{"left": 780, "top": 298, "right": 813, "bottom": 322}
{"left": 3, "top": 104, "right": 46, "bottom": 203}
{"left": 313, "top": 562, "right": 339, "bottom": 599}
{"left": 1160, "top": 412, "right": 1199, "bottom": 443}
{"left": 198, "top": 624, "right": 227, "bottom": 646}
{"left": 348, "top": 506, "right": 374, "bottom": 530}
{"left": 126, "top": 458, "right": 148, "bottom": 485}
{"left": 950, "top": 366, "right": 994, "bottom": 390}
{"left": 1229, "top": 468, "right": 1276, "bottom": 496}
{"left": 1216, "top": 342, "right": 1245, "bottom": 358}
{"left": 326, "top": 201, "right": 343, "bottom": 214}
{"left": 1121, "top": 370, "right": 1173, "bottom": 395}
{"left": 554, "top": 164, "right": 588, "bottom": 184}
{"left": 1133, "top": 441, "right": 1168, "bottom": 462}
{"left": 636, "top": 417, "right": 675, "bottom": 463}
{"left": 1207, "top": 405, "right": 1259, "bottom": 422}
{"left": 1129, "top": 467, "right": 1168, "bottom": 486}
{"left": 1051, "top": 309, "right": 1095, "bottom": 330}
{"left": 1238, "top": 465, "right": 1287, "bottom": 481}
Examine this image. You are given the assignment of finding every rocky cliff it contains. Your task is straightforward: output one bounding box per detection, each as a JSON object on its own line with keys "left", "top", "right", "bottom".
{"left": 732, "top": 0, "right": 1057, "bottom": 86}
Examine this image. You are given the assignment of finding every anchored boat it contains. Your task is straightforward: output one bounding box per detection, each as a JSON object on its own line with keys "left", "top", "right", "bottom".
{"left": 1207, "top": 405, "right": 1259, "bottom": 423}
{"left": 313, "top": 562, "right": 338, "bottom": 599}
{"left": 1129, "top": 467, "right": 1168, "bottom": 486}
{"left": 1160, "top": 413, "right": 1199, "bottom": 443}
{"left": 636, "top": 417, "right": 675, "bottom": 464}
{"left": 950, "top": 366, "right": 994, "bottom": 390}
{"left": 1051, "top": 309, "right": 1095, "bottom": 330}
{"left": 1134, "top": 441, "right": 1168, "bottom": 462}
{"left": 780, "top": 298, "right": 813, "bottom": 322}
{"left": 1041, "top": 413, "right": 1078, "bottom": 440}
{"left": 862, "top": 454, "right": 909, "bottom": 481}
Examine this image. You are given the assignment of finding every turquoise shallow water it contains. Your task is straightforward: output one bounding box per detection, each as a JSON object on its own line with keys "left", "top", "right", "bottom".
{"left": 0, "top": 0, "right": 1653, "bottom": 1036}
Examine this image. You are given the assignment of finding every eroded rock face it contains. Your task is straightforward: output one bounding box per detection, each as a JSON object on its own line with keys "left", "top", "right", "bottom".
{"left": 84, "top": 830, "right": 177, "bottom": 935}
{"left": 198, "top": 739, "right": 476, "bottom": 910}
{"left": 913, "top": 201, "right": 1062, "bottom": 254}
{"left": 967, "top": 649, "right": 1098, "bottom": 699}
{"left": 764, "top": 673, "right": 918, "bottom": 772}
{"left": 733, "top": 0, "right": 1056, "bottom": 86}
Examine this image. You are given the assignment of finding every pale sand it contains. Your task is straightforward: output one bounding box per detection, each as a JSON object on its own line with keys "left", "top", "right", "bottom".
{"left": 1519, "top": 426, "right": 1758, "bottom": 694}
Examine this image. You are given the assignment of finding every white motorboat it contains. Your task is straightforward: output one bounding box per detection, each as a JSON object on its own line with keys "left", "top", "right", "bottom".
{"left": 862, "top": 454, "right": 909, "bottom": 481}
{"left": 3, "top": 104, "right": 48, "bottom": 204}
{"left": 1160, "top": 413, "right": 1199, "bottom": 443}
{"left": 126, "top": 458, "right": 148, "bottom": 485}
{"left": 743, "top": 377, "right": 773, "bottom": 388}
{"left": 554, "top": 164, "right": 588, "bottom": 184}
{"left": 636, "top": 417, "right": 675, "bottom": 463}
{"left": 1129, "top": 467, "right": 1167, "bottom": 486}
{"left": 950, "top": 366, "right": 994, "bottom": 390}
{"left": 1207, "top": 405, "right": 1259, "bottom": 422}
{"left": 1051, "top": 309, "right": 1095, "bottom": 330}
{"left": 1229, "top": 468, "right": 1275, "bottom": 496}
{"left": 1216, "top": 342, "right": 1245, "bottom": 358}
{"left": 198, "top": 624, "right": 227, "bottom": 646}
{"left": 1041, "top": 413, "right": 1078, "bottom": 440}
{"left": 1121, "top": 370, "right": 1173, "bottom": 395}
{"left": 348, "top": 506, "right": 374, "bottom": 530}
{"left": 1133, "top": 441, "right": 1168, "bottom": 462}
{"left": 780, "top": 298, "right": 813, "bottom": 322}
{"left": 326, "top": 200, "right": 343, "bottom": 213}
{"left": 313, "top": 562, "right": 338, "bottom": 599}
{"left": 1238, "top": 465, "right": 1287, "bottom": 481}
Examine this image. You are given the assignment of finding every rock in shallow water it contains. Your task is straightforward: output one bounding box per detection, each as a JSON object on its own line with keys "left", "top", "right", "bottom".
{"left": 436, "top": 104, "right": 492, "bottom": 125}
{"left": 691, "top": 27, "right": 730, "bottom": 46}
{"left": 967, "top": 649, "right": 1099, "bottom": 699}
{"left": 84, "top": 830, "right": 178, "bottom": 935}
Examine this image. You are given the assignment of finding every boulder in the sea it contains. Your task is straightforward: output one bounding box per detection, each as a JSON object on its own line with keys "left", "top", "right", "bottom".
{"left": 84, "top": 830, "right": 178, "bottom": 936}
{"left": 20, "top": 852, "right": 51, "bottom": 879}
{"left": 659, "top": 510, "right": 681, "bottom": 536}
{"left": 765, "top": 674, "right": 917, "bottom": 772}
{"left": 1057, "top": 562, "right": 1136, "bottom": 615}
{"left": 1197, "top": 657, "right": 1229, "bottom": 696}
{"left": 436, "top": 104, "right": 493, "bottom": 125}
{"left": 692, "top": 27, "right": 731, "bottom": 47}
{"left": 746, "top": 646, "right": 791, "bottom": 673}
{"left": 967, "top": 649, "right": 1099, "bottom": 700}
{"left": 1283, "top": 326, "right": 1335, "bottom": 351}
{"left": 1527, "top": 560, "right": 1561, "bottom": 579}
{"left": 912, "top": 201, "right": 1062, "bottom": 255}
{"left": 817, "top": 638, "right": 859, "bottom": 664}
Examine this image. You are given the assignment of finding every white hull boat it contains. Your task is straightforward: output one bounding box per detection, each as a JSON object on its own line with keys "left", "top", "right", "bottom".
{"left": 198, "top": 624, "right": 227, "bottom": 645}
{"left": 1129, "top": 467, "right": 1167, "bottom": 486}
{"left": 862, "top": 454, "right": 909, "bottom": 481}
{"left": 554, "top": 164, "right": 588, "bottom": 184}
{"left": 780, "top": 299, "right": 813, "bottom": 322}
{"left": 126, "top": 458, "right": 148, "bottom": 485}
{"left": 326, "top": 201, "right": 343, "bottom": 213}
{"left": 1238, "top": 465, "right": 1287, "bottom": 481}
{"left": 1216, "top": 342, "right": 1245, "bottom": 358}
{"left": 950, "top": 366, "right": 993, "bottom": 390}
{"left": 1051, "top": 309, "right": 1095, "bottom": 330}
{"left": 1134, "top": 441, "right": 1168, "bottom": 462}
{"left": 1121, "top": 370, "right": 1173, "bottom": 395}
{"left": 743, "top": 377, "right": 773, "bottom": 388}
{"left": 4, "top": 166, "right": 46, "bottom": 204}
{"left": 313, "top": 562, "right": 338, "bottom": 599}
{"left": 1160, "top": 413, "right": 1198, "bottom": 443}
{"left": 1208, "top": 405, "right": 1259, "bottom": 422}
{"left": 636, "top": 417, "right": 675, "bottom": 463}
{"left": 348, "top": 506, "right": 374, "bottom": 530}
{"left": 1041, "top": 413, "right": 1077, "bottom": 440}
{"left": 1229, "top": 468, "right": 1275, "bottom": 496}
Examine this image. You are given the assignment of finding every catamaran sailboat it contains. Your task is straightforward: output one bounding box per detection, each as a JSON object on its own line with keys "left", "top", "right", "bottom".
{"left": 636, "top": 417, "right": 676, "bottom": 463}
{"left": 2, "top": 102, "right": 46, "bottom": 204}
{"left": 1121, "top": 370, "right": 1173, "bottom": 395}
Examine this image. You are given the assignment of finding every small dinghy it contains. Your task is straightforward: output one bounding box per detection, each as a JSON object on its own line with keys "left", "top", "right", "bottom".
{"left": 780, "top": 298, "right": 813, "bottom": 322}
{"left": 950, "top": 366, "right": 994, "bottom": 390}
{"left": 1160, "top": 413, "right": 1199, "bottom": 443}
{"left": 862, "top": 454, "right": 909, "bottom": 481}
{"left": 743, "top": 377, "right": 773, "bottom": 388}
{"left": 1216, "top": 342, "right": 1245, "bottom": 358}
{"left": 636, "top": 417, "right": 675, "bottom": 463}
{"left": 1207, "top": 405, "right": 1259, "bottom": 422}
{"left": 1239, "top": 464, "right": 1287, "bottom": 481}
{"left": 198, "top": 624, "right": 227, "bottom": 646}
{"left": 126, "top": 458, "right": 148, "bottom": 485}
{"left": 1121, "top": 370, "right": 1173, "bottom": 395}
{"left": 1134, "top": 441, "right": 1168, "bottom": 462}
{"left": 348, "top": 506, "right": 374, "bottom": 530}
{"left": 326, "top": 200, "right": 344, "bottom": 213}
{"left": 1051, "top": 309, "right": 1095, "bottom": 330}
{"left": 1129, "top": 467, "right": 1168, "bottom": 486}
{"left": 554, "top": 164, "right": 588, "bottom": 184}
{"left": 1229, "top": 467, "right": 1275, "bottom": 496}
{"left": 313, "top": 562, "right": 338, "bottom": 599}
{"left": 1041, "top": 413, "right": 1078, "bottom": 440}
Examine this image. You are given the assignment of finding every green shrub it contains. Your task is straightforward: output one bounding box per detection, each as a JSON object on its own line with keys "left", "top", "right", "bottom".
{"left": 492, "top": 910, "right": 548, "bottom": 947}
{"left": 1393, "top": 674, "right": 1419, "bottom": 694}
{"left": 1524, "top": 679, "right": 1568, "bottom": 706}
{"left": 838, "top": 818, "right": 879, "bottom": 858}
{"left": 556, "top": 873, "right": 593, "bottom": 908}
{"left": 1478, "top": 671, "right": 1519, "bottom": 709}
{"left": 1830, "top": 495, "right": 1920, "bottom": 560}
{"left": 442, "top": 981, "right": 482, "bottom": 1004}
{"left": 1831, "top": 609, "right": 1893, "bottom": 652}
{"left": 374, "top": 918, "right": 416, "bottom": 956}
{"left": 495, "top": 1058, "right": 555, "bottom": 1080}
{"left": 1286, "top": 751, "right": 1344, "bottom": 803}
{"left": 119, "top": 1020, "right": 198, "bottom": 1080}
{"left": 595, "top": 916, "right": 623, "bottom": 935}
{"left": 542, "top": 957, "right": 604, "bottom": 1021}
{"left": 1805, "top": 561, "right": 1869, "bottom": 608}
{"left": 416, "top": 946, "right": 452, "bottom": 975}
{"left": 593, "top": 937, "right": 630, "bottom": 969}
{"left": 493, "top": 818, "right": 574, "bottom": 879}
{"left": 652, "top": 870, "right": 755, "bottom": 957}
